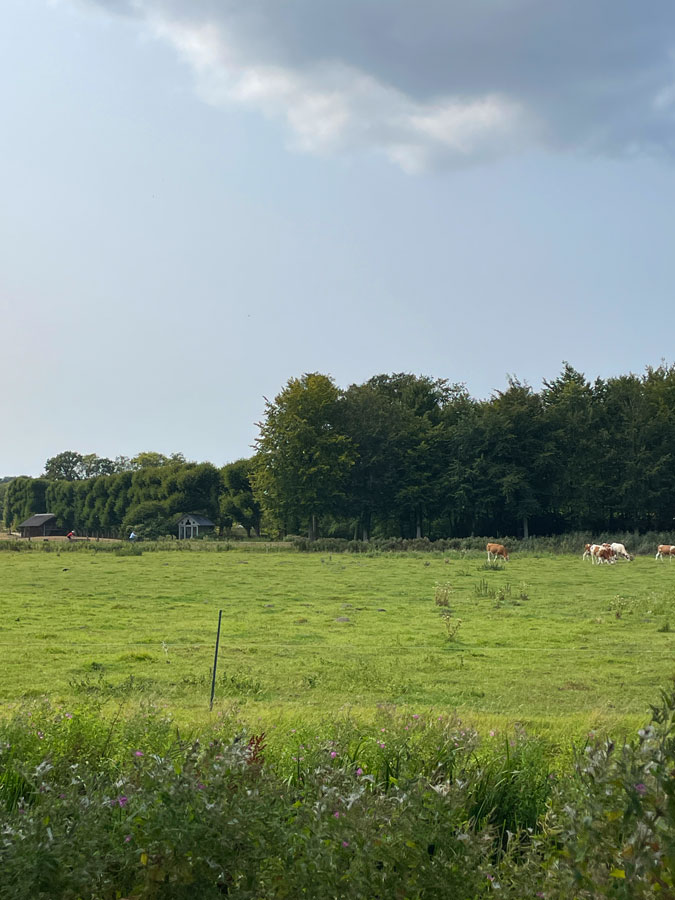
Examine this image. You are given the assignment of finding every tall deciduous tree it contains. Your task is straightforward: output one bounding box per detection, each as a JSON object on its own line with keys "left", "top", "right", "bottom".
{"left": 253, "top": 373, "right": 356, "bottom": 539}
{"left": 480, "top": 378, "right": 551, "bottom": 538}
{"left": 365, "top": 374, "right": 451, "bottom": 538}
{"left": 221, "top": 458, "right": 262, "bottom": 537}
{"left": 44, "top": 451, "right": 85, "bottom": 481}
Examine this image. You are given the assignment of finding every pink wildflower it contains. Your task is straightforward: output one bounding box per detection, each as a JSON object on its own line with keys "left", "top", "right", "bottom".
{"left": 330, "top": 751, "right": 337, "bottom": 758}
{"left": 342, "top": 841, "right": 349, "bottom": 847}
{"left": 356, "top": 767, "right": 363, "bottom": 776}
{"left": 333, "top": 811, "right": 340, "bottom": 818}
{"left": 134, "top": 750, "right": 144, "bottom": 757}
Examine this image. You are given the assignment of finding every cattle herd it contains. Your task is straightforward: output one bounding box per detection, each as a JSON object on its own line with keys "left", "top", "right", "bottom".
{"left": 582, "top": 542, "right": 632, "bottom": 563}
{"left": 485, "top": 541, "right": 675, "bottom": 563}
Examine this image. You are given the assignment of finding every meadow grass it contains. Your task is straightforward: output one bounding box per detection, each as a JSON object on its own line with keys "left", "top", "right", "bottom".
{"left": 1, "top": 548, "right": 674, "bottom": 741}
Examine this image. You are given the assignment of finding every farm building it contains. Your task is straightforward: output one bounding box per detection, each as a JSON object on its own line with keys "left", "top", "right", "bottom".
{"left": 18, "top": 513, "right": 61, "bottom": 538}
{"left": 177, "top": 514, "right": 216, "bottom": 540}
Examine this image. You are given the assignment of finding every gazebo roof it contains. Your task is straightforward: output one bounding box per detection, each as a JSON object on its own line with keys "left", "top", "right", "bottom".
{"left": 177, "top": 514, "right": 215, "bottom": 526}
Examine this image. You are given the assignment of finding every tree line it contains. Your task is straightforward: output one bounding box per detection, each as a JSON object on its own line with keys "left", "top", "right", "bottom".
{"left": 251, "top": 364, "right": 675, "bottom": 540}
{"left": 3, "top": 364, "right": 675, "bottom": 540}
{"left": 2, "top": 454, "right": 261, "bottom": 540}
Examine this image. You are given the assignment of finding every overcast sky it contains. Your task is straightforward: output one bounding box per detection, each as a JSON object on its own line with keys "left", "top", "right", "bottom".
{"left": 3, "top": 0, "right": 675, "bottom": 476}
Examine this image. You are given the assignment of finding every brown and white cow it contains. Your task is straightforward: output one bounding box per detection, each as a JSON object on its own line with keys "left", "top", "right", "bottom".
{"left": 486, "top": 542, "right": 509, "bottom": 562}
{"left": 656, "top": 545, "right": 675, "bottom": 561}
{"left": 594, "top": 545, "right": 616, "bottom": 564}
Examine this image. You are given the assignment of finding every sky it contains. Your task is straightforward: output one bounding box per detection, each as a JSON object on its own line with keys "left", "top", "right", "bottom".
{"left": 3, "top": 0, "right": 675, "bottom": 476}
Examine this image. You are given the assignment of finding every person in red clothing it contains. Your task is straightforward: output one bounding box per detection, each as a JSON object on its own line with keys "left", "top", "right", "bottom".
{"left": 66, "top": 531, "right": 75, "bottom": 541}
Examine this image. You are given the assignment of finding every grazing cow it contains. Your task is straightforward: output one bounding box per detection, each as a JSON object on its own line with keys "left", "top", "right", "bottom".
{"left": 588, "top": 543, "right": 615, "bottom": 564}
{"left": 486, "top": 542, "right": 509, "bottom": 562}
{"left": 583, "top": 542, "right": 610, "bottom": 560}
{"left": 610, "top": 542, "right": 632, "bottom": 561}
{"left": 656, "top": 544, "right": 675, "bottom": 561}
{"left": 594, "top": 546, "right": 616, "bottom": 564}
{"left": 584, "top": 543, "right": 602, "bottom": 563}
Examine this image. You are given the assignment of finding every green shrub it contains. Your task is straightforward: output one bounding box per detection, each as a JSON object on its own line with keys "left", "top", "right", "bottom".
{"left": 3, "top": 690, "right": 675, "bottom": 898}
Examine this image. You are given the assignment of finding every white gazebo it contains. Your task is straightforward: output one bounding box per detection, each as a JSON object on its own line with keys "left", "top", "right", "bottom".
{"left": 177, "top": 514, "right": 215, "bottom": 540}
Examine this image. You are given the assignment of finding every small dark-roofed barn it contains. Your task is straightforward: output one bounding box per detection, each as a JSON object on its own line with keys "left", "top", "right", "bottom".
{"left": 177, "top": 514, "right": 216, "bottom": 540}
{"left": 18, "top": 513, "right": 60, "bottom": 538}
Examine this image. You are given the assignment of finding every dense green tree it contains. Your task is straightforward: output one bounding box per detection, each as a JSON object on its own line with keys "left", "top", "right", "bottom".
{"left": 123, "top": 500, "right": 174, "bottom": 540}
{"left": 253, "top": 374, "right": 356, "bottom": 539}
{"left": 338, "top": 382, "right": 414, "bottom": 539}
{"left": 365, "top": 375, "right": 452, "bottom": 538}
{"left": 80, "top": 454, "right": 116, "bottom": 478}
{"left": 221, "top": 458, "right": 262, "bottom": 537}
{"left": 478, "top": 379, "right": 552, "bottom": 537}
{"left": 44, "top": 451, "right": 85, "bottom": 481}
{"left": 0, "top": 478, "right": 15, "bottom": 528}
{"left": 131, "top": 451, "right": 187, "bottom": 469}
{"left": 542, "top": 364, "right": 605, "bottom": 530}
{"left": 2, "top": 478, "right": 49, "bottom": 528}
{"left": 600, "top": 370, "right": 675, "bottom": 530}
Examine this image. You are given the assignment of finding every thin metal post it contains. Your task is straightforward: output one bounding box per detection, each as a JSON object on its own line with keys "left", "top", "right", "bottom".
{"left": 209, "top": 609, "right": 223, "bottom": 710}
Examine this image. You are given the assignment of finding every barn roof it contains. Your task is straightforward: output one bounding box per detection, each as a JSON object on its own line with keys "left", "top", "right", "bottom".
{"left": 19, "top": 513, "right": 57, "bottom": 527}
{"left": 177, "top": 514, "right": 215, "bottom": 526}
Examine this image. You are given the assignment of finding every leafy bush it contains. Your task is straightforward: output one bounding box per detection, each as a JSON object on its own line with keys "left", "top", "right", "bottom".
{"left": 4, "top": 689, "right": 675, "bottom": 898}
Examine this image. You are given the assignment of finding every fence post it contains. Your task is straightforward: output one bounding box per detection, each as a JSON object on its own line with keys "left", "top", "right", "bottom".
{"left": 209, "top": 609, "right": 223, "bottom": 711}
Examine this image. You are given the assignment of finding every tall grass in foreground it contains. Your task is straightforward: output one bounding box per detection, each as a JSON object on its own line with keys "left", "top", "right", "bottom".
{"left": 1, "top": 689, "right": 675, "bottom": 898}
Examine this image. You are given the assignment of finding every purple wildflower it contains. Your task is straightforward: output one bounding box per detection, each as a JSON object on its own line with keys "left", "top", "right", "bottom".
{"left": 635, "top": 783, "right": 647, "bottom": 795}
{"left": 117, "top": 796, "right": 128, "bottom": 808}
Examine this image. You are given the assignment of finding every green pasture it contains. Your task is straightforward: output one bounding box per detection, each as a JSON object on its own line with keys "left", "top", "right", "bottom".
{"left": 1, "top": 548, "right": 674, "bottom": 738}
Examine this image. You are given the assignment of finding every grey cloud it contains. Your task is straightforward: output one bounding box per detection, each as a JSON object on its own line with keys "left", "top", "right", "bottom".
{"left": 83, "top": 0, "right": 675, "bottom": 168}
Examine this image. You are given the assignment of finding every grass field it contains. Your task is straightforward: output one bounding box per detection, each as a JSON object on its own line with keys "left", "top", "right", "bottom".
{"left": 2, "top": 548, "right": 674, "bottom": 739}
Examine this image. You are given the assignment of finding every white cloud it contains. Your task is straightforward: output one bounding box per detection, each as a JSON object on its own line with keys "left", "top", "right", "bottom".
{"left": 144, "top": 11, "right": 529, "bottom": 170}
{"left": 79, "top": 0, "right": 675, "bottom": 172}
